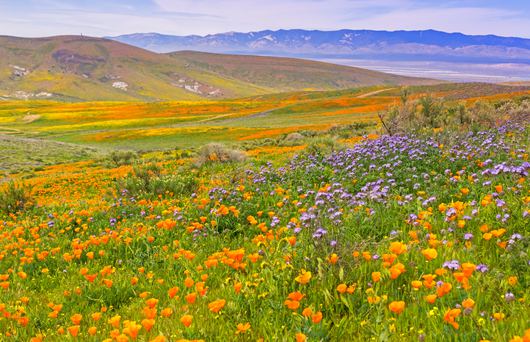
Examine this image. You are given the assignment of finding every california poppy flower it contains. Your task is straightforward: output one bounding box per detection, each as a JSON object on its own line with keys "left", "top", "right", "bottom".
{"left": 388, "top": 301, "right": 405, "bottom": 314}
{"left": 180, "top": 314, "right": 192, "bottom": 327}
{"left": 208, "top": 299, "right": 226, "bottom": 313}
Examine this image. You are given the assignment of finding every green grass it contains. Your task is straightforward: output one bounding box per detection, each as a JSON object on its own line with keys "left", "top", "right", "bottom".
{"left": 0, "top": 123, "right": 527, "bottom": 341}
{"left": 0, "top": 134, "right": 102, "bottom": 176}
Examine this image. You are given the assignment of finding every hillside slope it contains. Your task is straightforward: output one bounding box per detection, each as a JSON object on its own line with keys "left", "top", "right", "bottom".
{"left": 168, "top": 51, "right": 436, "bottom": 91}
{"left": 0, "top": 35, "right": 270, "bottom": 101}
{"left": 0, "top": 36, "right": 438, "bottom": 101}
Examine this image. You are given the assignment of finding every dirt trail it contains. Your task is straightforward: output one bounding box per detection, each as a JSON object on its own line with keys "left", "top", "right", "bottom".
{"left": 197, "top": 88, "right": 395, "bottom": 125}
{"left": 356, "top": 88, "right": 395, "bottom": 98}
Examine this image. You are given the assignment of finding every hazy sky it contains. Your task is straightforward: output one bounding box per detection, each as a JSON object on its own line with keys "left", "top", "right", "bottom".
{"left": 0, "top": 0, "right": 529, "bottom": 38}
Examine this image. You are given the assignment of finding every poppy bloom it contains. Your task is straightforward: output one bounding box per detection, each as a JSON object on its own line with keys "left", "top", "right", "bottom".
{"left": 108, "top": 315, "right": 121, "bottom": 328}
{"left": 88, "top": 326, "right": 97, "bottom": 336}
{"left": 436, "top": 282, "right": 452, "bottom": 297}
{"left": 421, "top": 248, "right": 438, "bottom": 261}
{"left": 388, "top": 301, "right": 405, "bottom": 314}
{"left": 389, "top": 263, "right": 406, "bottom": 279}
{"left": 235, "top": 322, "right": 251, "bottom": 334}
{"left": 296, "top": 333, "right": 307, "bottom": 342}
{"left": 493, "top": 312, "right": 505, "bottom": 321}
{"left": 336, "top": 283, "right": 347, "bottom": 293}
{"left": 328, "top": 253, "right": 339, "bottom": 264}
{"left": 288, "top": 291, "right": 305, "bottom": 301}
{"left": 462, "top": 298, "right": 475, "bottom": 309}
{"left": 145, "top": 298, "right": 159, "bottom": 308}
{"left": 444, "top": 308, "right": 461, "bottom": 329}
{"left": 184, "top": 277, "right": 194, "bottom": 288}
{"left": 284, "top": 299, "right": 300, "bottom": 310}
{"left": 312, "top": 311, "right": 323, "bottom": 324}
{"left": 185, "top": 292, "right": 197, "bottom": 304}
{"left": 424, "top": 294, "right": 437, "bottom": 304}
{"left": 123, "top": 321, "right": 141, "bottom": 339}
{"left": 180, "top": 314, "right": 192, "bottom": 327}
{"left": 141, "top": 318, "right": 155, "bottom": 332}
{"left": 67, "top": 325, "right": 80, "bottom": 337}
{"left": 160, "top": 308, "right": 173, "bottom": 317}
{"left": 70, "top": 314, "right": 82, "bottom": 325}
{"left": 411, "top": 280, "right": 422, "bottom": 289}
{"left": 389, "top": 241, "right": 407, "bottom": 255}
{"left": 168, "top": 287, "right": 179, "bottom": 299}
{"left": 295, "top": 269, "right": 312, "bottom": 284}
{"left": 208, "top": 299, "right": 226, "bottom": 313}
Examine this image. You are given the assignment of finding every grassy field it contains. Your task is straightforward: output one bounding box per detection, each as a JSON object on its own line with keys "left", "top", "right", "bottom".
{"left": 0, "top": 135, "right": 101, "bottom": 177}
{"left": 1, "top": 83, "right": 529, "bottom": 155}
{"left": 0, "top": 118, "right": 528, "bottom": 341}
{"left": 0, "top": 77, "right": 529, "bottom": 341}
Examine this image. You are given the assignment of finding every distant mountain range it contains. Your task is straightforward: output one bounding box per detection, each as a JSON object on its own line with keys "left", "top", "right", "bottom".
{"left": 0, "top": 35, "right": 436, "bottom": 101}
{"left": 109, "top": 29, "right": 530, "bottom": 64}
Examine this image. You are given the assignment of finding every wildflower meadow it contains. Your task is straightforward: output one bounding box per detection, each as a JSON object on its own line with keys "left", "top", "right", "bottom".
{"left": 0, "top": 118, "right": 528, "bottom": 341}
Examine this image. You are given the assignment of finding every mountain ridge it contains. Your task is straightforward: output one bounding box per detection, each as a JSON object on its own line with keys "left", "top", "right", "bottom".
{"left": 109, "top": 29, "right": 530, "bottom": 63}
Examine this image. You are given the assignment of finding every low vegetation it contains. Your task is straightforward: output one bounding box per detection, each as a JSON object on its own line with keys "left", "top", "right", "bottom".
{"left": 116, "top": 163, "right": 198, "bottom": 199}
{"left": 378, "top": 88, "right": 530, "bottom": 134}
{"left": 0, "top": 181, "right": 33, "bottom": 215}
{"left": 196, "top": 143, "right": 247, "bottom": 167}
{"left": 0, "top": 85, "right": 528, "bottom": 341}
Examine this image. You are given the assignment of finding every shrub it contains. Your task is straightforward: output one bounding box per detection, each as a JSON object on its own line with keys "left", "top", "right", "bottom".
{"left": 196, "top": 143, "right": 246, "bottom": 167}
{"left": 109, "top": 150, "right": 138, "bottom": 166}
{"left": 116, "top": 163, "right": 197, "bottom": 198}
{"left": 0, "top": 181, "right": 33, "bottom": 215}
{"left": 418, "top": 95, "right": 443, "bottom": 128}
{"left": 306, "top": 137, "right": 344, "bottom": 155}
{"left": 463, "top": 101, "right": 498, "bottom": 130}
{"left": 284, "top": 133, "right": 304, "bottom": 142}
{"left": 378, "top": 90, "right": 418, "bottom": 135}
{"left": 498, "top": 99, "right": 530, "bottom": 124}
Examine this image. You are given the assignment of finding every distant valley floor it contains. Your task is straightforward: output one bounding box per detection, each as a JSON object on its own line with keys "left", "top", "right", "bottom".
{"left": 315, "top": 58, "right": 530, "bottom": 83}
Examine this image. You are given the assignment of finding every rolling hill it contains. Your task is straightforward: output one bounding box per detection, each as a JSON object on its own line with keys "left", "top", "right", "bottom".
{"left": 0, "top": 35, "right": 437, "bottom": 101}
{"left": 167, "top": 51, "right": 436, "bottom": 92}
{"left": 0, "top": 35, "right": 269, "bottom": 101}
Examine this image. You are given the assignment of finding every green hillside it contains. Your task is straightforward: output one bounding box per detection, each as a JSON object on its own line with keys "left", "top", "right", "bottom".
{"left": 169, "top": 51, "right": 438, "bottom": 91}
{"left": 0, "top": 36, "right": 439, "bottom": 102}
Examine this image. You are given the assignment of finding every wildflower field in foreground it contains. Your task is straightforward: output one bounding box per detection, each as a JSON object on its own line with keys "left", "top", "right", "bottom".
{"left": 0, "top": 124, "right": 529, "bottom": 341}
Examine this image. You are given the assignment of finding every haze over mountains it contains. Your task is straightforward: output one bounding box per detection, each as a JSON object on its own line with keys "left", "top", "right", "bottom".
{"left": 0, "top": 35, "right": 435, "bottom": 102}
{"left": 111, "top": 29, "right": 530, "bottom": 63}
{"left": 111, "top": 29, "right": 530, "bottom": 82}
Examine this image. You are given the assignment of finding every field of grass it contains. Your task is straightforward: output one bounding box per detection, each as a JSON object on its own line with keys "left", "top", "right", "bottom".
{"left": 1, "top": 84, "right": 529, "bottom": 154}
{"left": 0, "top": 81, "right": 529, "bottom": 341}
{"left": 0, "top": 135, "right": 101, "bottom": 178}
{"left": 0, "top": 120, "right": 528, "bottom": 341}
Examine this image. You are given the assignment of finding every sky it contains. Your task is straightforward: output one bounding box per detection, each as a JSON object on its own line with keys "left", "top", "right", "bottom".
{"left": 0, "top": 0, "right": 529, "bottom": 38}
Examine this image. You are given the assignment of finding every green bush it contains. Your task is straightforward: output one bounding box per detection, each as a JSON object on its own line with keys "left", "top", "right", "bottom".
{"left": 306, "top": 137, "right": 345, "bottom": 155}
{"left": 116, "top": 163, "right": 198, "bottom": 198}
{"left": 196, "top": 143, "right": 246, "bottom": 167}
{"left": 0, "top": 181, "right": 33, "bottom": 215}
{"left": 109, "top": 150, "right": 138, "bottom": 166}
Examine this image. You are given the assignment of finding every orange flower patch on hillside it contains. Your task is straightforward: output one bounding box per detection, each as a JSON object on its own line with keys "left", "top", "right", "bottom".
{"left": 246, "top": 145, "right": 307, "bottom": 156}
{"left": 238, "top": 125, "right": 329, "bottom": 141}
